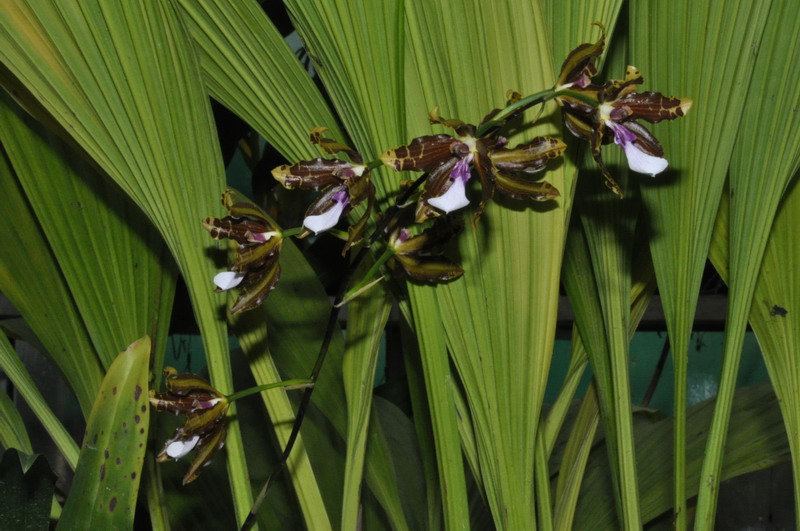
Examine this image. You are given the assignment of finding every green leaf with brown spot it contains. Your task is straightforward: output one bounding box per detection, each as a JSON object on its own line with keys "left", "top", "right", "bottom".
{"left": 58, "top": 336, "right": 151, "bottom": 530}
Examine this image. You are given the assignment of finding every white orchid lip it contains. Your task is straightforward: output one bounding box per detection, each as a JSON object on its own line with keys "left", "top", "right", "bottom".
{"left": 303, "top": 189, "right": 350, "bottom": 234}
{"left": 213, "top": 271, "right": 245, "bottom": 291}
{"left": 607, "top": 121, "right": 668, "bottom": 176}
{"left": 620, "top": 141, "right": 668, "bottom": 176}
{"left": 166, "top": 434, "right": 200, "bottom": 460}
{"left": 428, "top": 176, "right": 470, "bottom": 213}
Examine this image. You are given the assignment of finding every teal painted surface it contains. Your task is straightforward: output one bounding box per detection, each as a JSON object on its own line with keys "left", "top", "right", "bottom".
{"left": 167, "top": 331, "right": 770, "bottom": 416}
{"left": 544, "top": 331, "right": 770, "bottom": 415}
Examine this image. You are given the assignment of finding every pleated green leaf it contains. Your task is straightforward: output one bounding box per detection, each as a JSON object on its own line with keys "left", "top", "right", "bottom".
{"left": 283, "top": 0, "right": 406, "bottom": 187}
{"left": 403, "top": 2, "right": 578, "bottom": 527}
{"left": 694, "top": 1, "right": 800, "bottom": 525}
{"left": 341, "top": 282, "right": 394, "bottom": 529}
{"left": 0, "top": 2, "right": 253, "bottom": 520}
{"left": 58, "top": 336, "right": 150, "bottom": 530}
{"left": 175, "top": 0, "right": 344, "bottom": 162}
{"left": 628, "top": 2, "right": 773, "bottom": 526}
{"left": 367, "top": 396, "right": 428, "bottom": 530}
{"left": 0, "top": 150, "right": 103, "bottom": 416}
{"left": 0, "top": 93, "right": 175, "bottom": 371}
{"left": 399, "top": 313, "right": 446, "bottom": 529}
{"left": 565, "top": 20, "right": 646, "bottom": 524}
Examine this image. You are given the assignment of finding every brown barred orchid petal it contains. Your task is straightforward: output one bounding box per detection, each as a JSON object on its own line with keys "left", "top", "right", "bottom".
{"left": 389, "top": 221, "right": 463, "bottom": 282}
{"left": 556, "top": 22, "right": 606, "bottom": 87}
{"left": 394, "top": 255, "right": 464, "bottom": 282}
{"left": 309, "top": 126, "right": 363, "bottom": 163}
{"left": 471, "top": 143, "right": 496, "bottom": 223}
{"left": 163, "top": 369, "right": 222, "bottom": 397}
{"left": 609, "top": 91, "right": 693, "bottom": 124}
{"left": 221, "top": 189, "right": 271, "bottom": 222}
{"left": 489, "top": 136, "right": 567, "bottom": 174}
{"left": 343, "top": 181, "right": 376, "bottom": 255}
{"left": 428, "top": 107, "right": 475, "bottom": 136}
{"left": 272, "top": 158, "right": 361, "bottom": 190}
{"left": 182, "top": 423, "right": 227, "bottom": 485}
{"left": 494, "top": 174, "right": 561, "bottom": 201}
{"left": 203, "top": 216, "right": 272, "bottom": 245}
{"left": 381, "top": 135, "right": 463, "bottom": 172}
{"left": 229, "top": 256, "right": 281, "bottom": 314}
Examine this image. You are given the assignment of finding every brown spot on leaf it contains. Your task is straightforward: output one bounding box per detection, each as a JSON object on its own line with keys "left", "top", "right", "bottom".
{"left": 112, "top": 386, "right": 117, "bottom": 395}
{"left": 134, "top": 415, "right": 140, "bottom": 424}
{"left": 109, "top": 497, "right": 117, "bottom": 512}
{"left": 104, "top": 448, "right": 109, "bottom": 459}
{"left": 141, "top": 405, "right": 146, "bottom": 413}
{"left": 100, "top": 464, "right": 105, "bottom": 481}
{"left": 134, "top": 385, "right": 142, "bottom": 401}
{"left": 131, "top": 472, "right": 137, "bottom": 480}
{"left": 139, "top": 428, "right": 145, "bottom": 435}
{"left": 116, "top": 457, "right": 121, "bottom": 466}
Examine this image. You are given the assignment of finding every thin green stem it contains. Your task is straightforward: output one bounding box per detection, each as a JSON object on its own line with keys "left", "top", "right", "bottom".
{"left": 282, "top": 226, "right": 304, "bottom": 238}
{"left": 476, "top": 87, "right": 555, "bottom": 136}
{"left": 366, "top": 158, "right": 384, "bottom": 170}
{"left": 475, "top": 87, "right": 597, "bottom": 137}
{"left": 342, "top": 247, "right": 395, "bottom": 300}
{"left": 226, "top": 379, "right": 313, "bottom": 403}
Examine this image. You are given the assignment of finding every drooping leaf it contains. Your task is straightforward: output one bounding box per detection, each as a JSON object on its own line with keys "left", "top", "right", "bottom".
{"left": 0, "top": 333, "right": 79, "bottom": 470}
{"left": 0, "top": 390, "right": 32, "bottom": 455}
{"left": 58, "top": 336, "right": 151, "bottom": 530}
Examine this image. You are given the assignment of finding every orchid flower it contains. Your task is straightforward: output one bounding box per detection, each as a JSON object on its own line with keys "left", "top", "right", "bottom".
{"left": 554, "top": 23, "right": 692, "bottom": 196}
{"left": 388, "top": 218, "right": 464, "bottom": 282}
{"left": 381, "top": 107, "right": 563, "bottom": 223}
{"left": 149, "top": 368, "right": 229, "bottom": 485}
{"left": 272, "top": 127, "right": 375, "bottom": 253}
{"left": 203, "top": 189, "right": 283, "bottom": 314}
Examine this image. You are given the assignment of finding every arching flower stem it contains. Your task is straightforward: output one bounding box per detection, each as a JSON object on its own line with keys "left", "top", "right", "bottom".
{"left": 225, "top": 378, "right": 313, "bottom": 403}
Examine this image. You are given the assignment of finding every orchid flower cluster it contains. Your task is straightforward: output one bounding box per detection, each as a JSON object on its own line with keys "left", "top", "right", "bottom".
{"left": 151, "top": 24, "right": 692, "bottom": 484}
